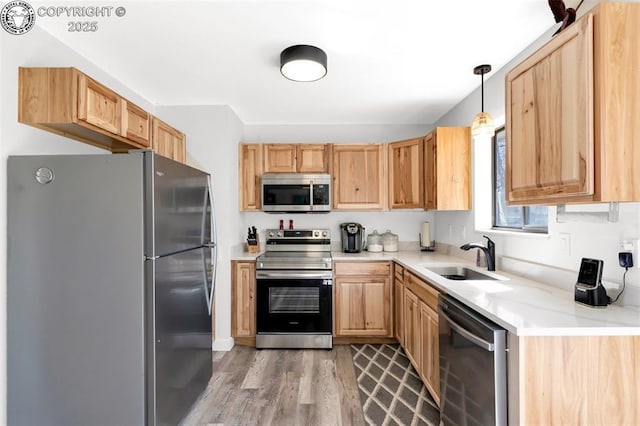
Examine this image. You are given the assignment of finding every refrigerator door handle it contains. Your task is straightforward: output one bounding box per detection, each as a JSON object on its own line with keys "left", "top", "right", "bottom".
{"left": 202, "top": 175, "right": 217, "bottom": 316}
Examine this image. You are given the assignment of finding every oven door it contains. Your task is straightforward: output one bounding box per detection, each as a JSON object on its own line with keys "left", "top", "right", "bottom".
{"left": 256, "top": 270, "right": 332, "bottom": 333}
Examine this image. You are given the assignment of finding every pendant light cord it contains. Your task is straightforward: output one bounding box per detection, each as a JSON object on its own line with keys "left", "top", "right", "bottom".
{"left": 481, "top": 73, "right": 485, "bottom": 112}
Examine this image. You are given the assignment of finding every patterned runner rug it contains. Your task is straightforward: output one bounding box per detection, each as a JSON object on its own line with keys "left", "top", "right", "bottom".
{"left": 350, "top": 344, "right": 440, "bottom": 426}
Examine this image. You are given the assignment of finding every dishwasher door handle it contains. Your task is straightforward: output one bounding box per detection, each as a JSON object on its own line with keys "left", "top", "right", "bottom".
{"left": 440, "top": 310, "right": 495, "bottom": 351}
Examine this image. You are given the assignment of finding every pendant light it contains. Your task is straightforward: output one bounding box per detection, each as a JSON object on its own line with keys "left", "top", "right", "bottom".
{"left": 471, "top": 64, "right": 495, "bottom": 138}
{"left": 280, "top": 45, "right": 327, "bottom": 82}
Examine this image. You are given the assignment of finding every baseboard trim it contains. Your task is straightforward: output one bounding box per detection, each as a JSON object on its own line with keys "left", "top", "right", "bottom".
{"left": 212, "top": 337, "right": 234, "bottom": 351}
{"left": 333, "top": 336, "right": 398, "bottom": 345}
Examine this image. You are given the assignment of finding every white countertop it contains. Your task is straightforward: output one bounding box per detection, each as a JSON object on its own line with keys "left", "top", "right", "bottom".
{"left": 232, "top": 247, "right": 640, "bottom": 337}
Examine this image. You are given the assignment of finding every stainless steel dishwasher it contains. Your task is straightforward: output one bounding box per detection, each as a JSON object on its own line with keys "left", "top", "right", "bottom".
{"left": 438, "top": 294, "right": 507, "bottom": 426}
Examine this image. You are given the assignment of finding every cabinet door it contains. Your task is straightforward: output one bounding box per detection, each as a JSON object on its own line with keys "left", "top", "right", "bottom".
{"left": 333, "top": 144, "right": 387, "bottom": 210}
{"left": 297, "top": 144, "right": 330, "bottom": 173}
{"left": 394, "top": 277, "right": 404, "bottom": 345}
{"left": 239, "top": 144, "right": 263, "bottom": 211}
{"left": 403, "top": 289, "right": 420, "bottom": 369}
{"left": 506, "top": 15, "right": 594, "bottom": 204}
{"left": 121, "top": 100, "right": 151, "bottom": 148}
{"left": 424, "top": 132, "right": 437, "bottom": 210}
{"left": 424, "top": 128, "right": 471, "bottom": 211}
{"left": 389, "top": 138, "right": 424, "bottom": 209}
{"left": 173, "top": 136, "right": 186, "bottom": 164}
{"left": 420, "top": 301, "right": 440, "bottom": 404}
{"left": 231, "top": 261, "right": 256, "bottom": 338}
{"left": 152, "top": 118, "right": 185, "bottom": 162}
{"left": 77, "top": 73, "right": 121, "bottom": 135}
{"left": 264, "top": 144, "right": 297, "bottom": 173}
{"left": 334, "top": 277, "right": 391, "bottom": 336}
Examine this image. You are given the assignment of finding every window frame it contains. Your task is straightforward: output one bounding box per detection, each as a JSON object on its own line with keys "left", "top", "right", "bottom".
{"left": 492, "top": 126, "right": 548, "bottom": 234}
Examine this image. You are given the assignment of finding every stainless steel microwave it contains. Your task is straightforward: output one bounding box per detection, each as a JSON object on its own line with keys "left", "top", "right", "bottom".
{"left": 261, "top": 173, "right": 331, "bottom": 213}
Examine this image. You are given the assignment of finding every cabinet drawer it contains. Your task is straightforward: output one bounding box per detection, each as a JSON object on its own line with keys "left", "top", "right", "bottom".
{"left": 334, "top": 261, "right": 391, "bottom": 277}
{"left": 405, "top": 271, "right": 439, "bottom": 311}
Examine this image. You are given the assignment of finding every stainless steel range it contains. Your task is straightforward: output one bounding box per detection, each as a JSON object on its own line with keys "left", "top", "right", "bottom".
{"left": 256, "top": 228, "right": 332, "bottom": 349}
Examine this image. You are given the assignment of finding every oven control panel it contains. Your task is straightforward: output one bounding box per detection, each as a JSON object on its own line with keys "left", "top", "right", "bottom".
{"left": 265, "top": 228, "right": 330, "bottom": 240}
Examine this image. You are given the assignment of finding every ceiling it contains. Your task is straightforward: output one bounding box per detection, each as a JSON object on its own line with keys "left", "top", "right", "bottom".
{"left": 31, "top": 0, "right": 566, "bottom": 125}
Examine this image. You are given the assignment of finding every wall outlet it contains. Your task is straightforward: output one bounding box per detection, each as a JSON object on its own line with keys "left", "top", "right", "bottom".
{"left": 559, "top": 233, "right": 571, "bottom": 255}
{"left": 634, "top": 239, "right": 640, "bottom": 269}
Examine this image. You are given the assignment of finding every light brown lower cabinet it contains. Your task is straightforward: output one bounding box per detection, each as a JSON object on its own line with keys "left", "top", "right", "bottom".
{"left": 400, "top": 267, "right": 441, "bottom": 404}
{"left": 403, "top": 288, "right": 421, "bottom": 368}
{"left": 419, "top": 301, "right": 440, "bottom": 405}
{"left": 333, "top": 261, "right": 392, "bottom": 337}
{"left": 510, "top": 334, "right": 640, "bottom": 425}
{"left": 394, "top": 264, "right": 405, "bottom": 345}
{"left": 231, "top": 261, "right": 255, "bottom": 345}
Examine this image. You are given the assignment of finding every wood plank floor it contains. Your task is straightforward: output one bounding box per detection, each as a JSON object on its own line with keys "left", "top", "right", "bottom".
{"left": 181, "top": 345, "right": 365, "bottom": 426}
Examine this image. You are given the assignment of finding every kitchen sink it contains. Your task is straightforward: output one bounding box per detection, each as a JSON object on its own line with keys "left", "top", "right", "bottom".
{"left": 424, "top": 266, "right": 500, "bottom": 281}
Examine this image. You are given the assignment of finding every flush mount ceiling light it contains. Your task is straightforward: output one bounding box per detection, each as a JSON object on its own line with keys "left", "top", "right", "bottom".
{"left": 280, "top": 45, "right": 327, "bottom": 82}
{"left": 471, "top": 64, "right": 495, "bottom": 139}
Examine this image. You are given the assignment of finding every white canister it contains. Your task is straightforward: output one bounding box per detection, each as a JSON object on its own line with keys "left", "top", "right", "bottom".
{"left": 382, "top": 229, "right": 399, "bottom": 252}
{"left": 367, "top": 230, "right": 383, "bottom": 252}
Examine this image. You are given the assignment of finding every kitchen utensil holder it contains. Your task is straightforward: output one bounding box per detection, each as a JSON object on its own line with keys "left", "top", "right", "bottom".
{"left": 246, "top": 235, "right": 260, "bottom": 253}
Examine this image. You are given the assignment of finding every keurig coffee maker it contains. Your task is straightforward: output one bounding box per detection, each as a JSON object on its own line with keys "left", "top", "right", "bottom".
{"left": 340, "top": 223, "right": 365, "bottom": 253}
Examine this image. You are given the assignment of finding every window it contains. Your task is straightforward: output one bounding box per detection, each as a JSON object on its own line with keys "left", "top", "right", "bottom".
{"left": 493, "top": 127, "right": 548, "bottom": 232}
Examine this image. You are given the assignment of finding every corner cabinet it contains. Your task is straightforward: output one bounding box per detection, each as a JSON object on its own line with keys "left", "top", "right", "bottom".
{"left": 424, "top": 127, "right": 471, "bottom": 211}
{"left": 332, "top": 144, "right": 388, "bottom": 210}
{"left": 389, "top": 138, "right": 424, "bottom": 209}
{"left": 506, "top": 3, "right": 640, "bottom": 204}
{"left": 231, "top": 261, "right": 256, "bottom": 346}
{"left": 333, "top": 261, "right": 392, "bottom": 337}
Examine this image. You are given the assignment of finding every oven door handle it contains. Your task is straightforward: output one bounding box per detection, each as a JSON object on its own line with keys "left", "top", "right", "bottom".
{"left": 440, "top": 310, "right": 495, "bottom": 351}
{"left": 256, "top": 270, "right": 333, "bottom": 280}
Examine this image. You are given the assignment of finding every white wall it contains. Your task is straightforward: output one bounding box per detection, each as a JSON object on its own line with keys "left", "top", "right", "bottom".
{"left": 433, "top": 7, "right": 640, "bottom": 307}
{"left": 154, "top": 105, "right": 244, "bottom": 350}
{"left": 1, "top": 26, "right": 158, "bottom": 425}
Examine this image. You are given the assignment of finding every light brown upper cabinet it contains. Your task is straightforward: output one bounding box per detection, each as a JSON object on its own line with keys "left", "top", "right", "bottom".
{"left": 77, "top": 72, "right": 123, "bottom": 136}
{"left": 424, "top": 127, "right": 471, "bottom": 210}
{"left": 238, "top": 144, "right": 264, "bottom": 211}
{"left": 121, "top": 100, "right": 151, "bottom": 148}
{"left": 389, "top": 138, "right": 424, "bottom": 209}
{"left": 332, "top": 143, "right": 388, "bottom": 210}
{"left": 505, "top": 3, "right": 640, "bottom": 204}
{"left": 264, "top": 144, "right": 297, "bottom": 173}
{"left": 152, "top": 117, "right": 186, "bottom": 163}
{"left": 262, "top": 143, "right": 331, "bottom": 173}
{"left": 17, "top": 67, "right": 188, "bottom": 161}
{"left": 18, "top": 67, "right": 151, "bottom": 151}
{"left": 297, "top": 144, "right": 331, "bottom": 173}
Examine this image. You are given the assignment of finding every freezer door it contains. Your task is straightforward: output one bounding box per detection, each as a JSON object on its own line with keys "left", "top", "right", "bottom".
{"left": 148, "top": 247, "right": 213, "bottom": 426}
{"left": 7, "top": 154, "right": 146, "bottom": 426}
{"left": 146, "top": 153, "right": 210, "bottom": 257}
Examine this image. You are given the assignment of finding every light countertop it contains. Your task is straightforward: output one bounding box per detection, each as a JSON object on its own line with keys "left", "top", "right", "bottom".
{"left": 231, "top": 247, "right": 640, "bottom": 337}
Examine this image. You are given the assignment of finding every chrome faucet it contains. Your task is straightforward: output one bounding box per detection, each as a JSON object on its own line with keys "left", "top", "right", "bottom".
{"left": 460, "top": 235, "right": 496, "bottom": 271}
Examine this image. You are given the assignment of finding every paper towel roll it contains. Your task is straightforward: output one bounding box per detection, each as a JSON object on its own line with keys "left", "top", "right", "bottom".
{"left": 421, "top": 222, "right": 431, "bottom": 247}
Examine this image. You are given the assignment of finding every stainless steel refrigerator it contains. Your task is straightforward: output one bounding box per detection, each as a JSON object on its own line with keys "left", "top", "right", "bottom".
{"left": 7, "top": 151, "right": 216, "bottom": 426}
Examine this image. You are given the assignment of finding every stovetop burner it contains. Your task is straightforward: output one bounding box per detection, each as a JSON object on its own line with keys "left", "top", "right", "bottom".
{"left": 257, "top": 228, "right": 332, "bottom": 270}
